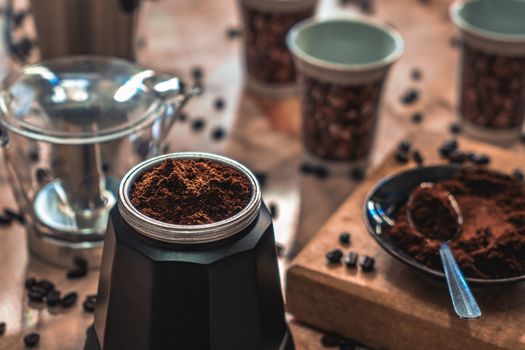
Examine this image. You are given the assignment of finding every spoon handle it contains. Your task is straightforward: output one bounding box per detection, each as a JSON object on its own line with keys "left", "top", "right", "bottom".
{"left": 439, "top": 243, "right": 482, "bottom": 319}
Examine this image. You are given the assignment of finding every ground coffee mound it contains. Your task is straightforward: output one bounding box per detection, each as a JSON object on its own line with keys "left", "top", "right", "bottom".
{"left": 391, "top": 168, "right": 525, "bottom": 279}
{"left": 129, "top": 159, "right": 252, "bottom": 225}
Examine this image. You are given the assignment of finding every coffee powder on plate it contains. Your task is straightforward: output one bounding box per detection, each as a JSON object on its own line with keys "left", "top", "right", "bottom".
{"left": 129, "top": 159, "right": 252, "bottom": 225}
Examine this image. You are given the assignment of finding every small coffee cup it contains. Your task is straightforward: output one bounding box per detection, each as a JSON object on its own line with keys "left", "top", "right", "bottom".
{"left": 239, "top": 0, "right": 319, "bottom": 98}
{"left": 451, "top": 0, "right": 525, "bottom": 144}
{"left": 287, "top": 17, "right": 403, "bottom": 175}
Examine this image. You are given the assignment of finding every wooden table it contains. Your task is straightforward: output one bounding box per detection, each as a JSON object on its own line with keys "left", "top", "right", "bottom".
{"left": 1, "top": 0, "right": 525, "bottom": 349}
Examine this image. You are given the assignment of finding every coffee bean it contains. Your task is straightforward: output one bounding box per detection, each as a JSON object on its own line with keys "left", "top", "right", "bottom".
{"left": 395, "top": 151, "right": 409, "bottom": 164}
{"left": 0, "top": 214, "right": 12, "bottom": 225}
{"left": 28, "top": 289, "right": 45, "bottom": 303}
{"left": 438, "top": 139, "right": 458, "bottom": 157}
{"left": 191, "top": 66, "right": 203, "bottom": 81}
{"left": 398, "top": 140, "right": 411, "bottom": 153}
{"left": 412, "top": 150, "right": 424, "bottom": 166}
{"left": 269, "top": 203, "right": 278, "bottom": 219}
{"left": 23, "top": 333, "right": 40, "bottom": 347}
{"left": 344, "top": 252, "right": 359, "bottom": 268}
{"left": 214, "top": 98, "right": 225, "bottom": 111}
{"left": 411, "top": 112, "right": 423, "bottom": 124}
{"left": 46, "top": 290, "right": 61, "bottom": 307}
{"left": 24, "top": 277, "right": 37, "bottom": 289}
{"left": 29, "top": 285, "right": 47, "bottom": 295}
{"left": 350, "top": 167, "right": 365, "bottom": 181}
{"left": 191, "top": 118, "right": 206, "bottom": 132}
{"left": 326, "top": 249, "right": 343, "bottom": 264}
{"left": 411, "top": 68, "right": 422, "bottom": 81}
{"left": 321, "top": 333, "right": 341, "bottom": 347}
{"left": 469, "top": 153, "right": 490, "bottom": 165}
{"left": 0, "top": 322, "right": 5, "bottom": 336}
{"left": 313, "top": 165, "right": 329, "bottom": 180}
{"left": 61, "top": 292, "right": 78, "bottom": 308}
{"left": 360, "top": 255, "right": 375, "bottom": 272}
{"left": 211, "top": 127, "right": 226, "bottom": 141}
{"left": 400, "top": 88, "right": 419, "bottom": 105}
{"left": 449, "top": 122, "right": 462, "bottom": 135}
{"left": 226, "top": 27, "right": 242, "bottom": 39}
{"left": 67, "top": 268, "right": 87, "bottom": 279}
{"left": 83, "top": 299, "right": 96, "bottom": 313}
{"left": 339, "top": 232, "right": 351, "bottom": 245}
{"left": 4, "top": 208, "right": 24, "bottom": 224}
{"left": 74, "top": 256, "right": 88, "bottom": 270}
{"left": 513, "top": 168, "right": 524, "bottom": 180}
{"left": 448, "top": 150, "right": 467, "bottom": 164}
{"left": 299, "top": 162, "right": 313, "bottom": 174}
{"left": 37, "top": 279, "right": 55, "bottom": 292}
{"left": 86, "top": 294, "right": 97, "bottom": 302}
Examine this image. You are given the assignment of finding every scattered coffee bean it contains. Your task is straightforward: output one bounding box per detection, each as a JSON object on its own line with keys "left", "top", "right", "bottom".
{"left": 23, "top": 332, "right": 40, "bottom": 347}
{"left": 395, "top": 151, "right": 409, "bottom": 164}
{"left": 513, "top": 168, "right": 524, "bottom": 180}
{"left": 344, "top": 252, "right": 359, "bottom": 268}
{"left": 400, "top": 88, "right": 419, "bottom": 105}
{"left": 3, "top": 208, "right": 23, "bottom": 224}
{"left": 83, "top": 298, "right": 96, "bottom": 313}
{"left": 269, "top": 203, "right": 278, "bottom": 219}
{"left": 29, "top": 285, "right": 47, "bottom": 295}
{"left": 360, "top": 255, "right": 375, "bottom": 272}
{"left": 0, "top": 213, "right": 12, "bottom": 225}
{"left": 46, "top": 290, "right": 61, "bottom": 307}
{"left": 339, "top": 232, "right": 351, "bottom": 245}
{"left": 86, "top": 294, "right": 97, "bottom": 302}
{"left": 67, "top": 268, "right": 87, "bottom": 279}
{"left": 313, "top": 165, "right": 329, "bottom": 180}
{"left": 321, "top": 333, "right": 341, "bottom": 347}
{"left": 0, "top": 322, "right": 5, "bottom": 336}
{"left": 438, "top": 139, "right": 458, "bottom": 158}
{"left": 398, "top": 140, "right": 411, "bottom": 153}
{"left": 28, "top": 289, "right": 45, "bottom": 303}
{"left": 350, "top": 167, "right": 365, "bottom": 181}
{"left": 214, "top": 98, "right": 225, "bottom": 111}
{"left": 412, "top": 150, "right": 424, "bottom": 166}
{"left": 226, "top": 26, "right": 242, "bottom": 39}
{"left": 411, "top": 112, "right": 423, "bottom": 124}
{"left": 326, "top": 249, "right": 343, "bottom": 264}
{"left": 191, "top": 118, "right": 206, "bottom": 132}
{"left": 61, "top": 291, "right": 78, "bottom": 308}
{"left": 299, "top": 162, "right": 313, "bottom": 174}
{"left": 449, "top": 122, "right": 462, "bottom": 135}
{"left": 24, "top": 277, "right": 37, "bottom": 289}
{"left": 191, "top": 66, "right": 203, "bottom": 81}
{"left": 211, "top": 126, "right": 226, "bottom": 141}
{"left": 468, "top": 153, "right": 490, "bottom": 165}
{"left": 411, "top": 68, "right": 422, "bottom": 81}
{"left": 37, "top": 279, "right": 55, "bottom": 292}
{"left": 448, "top": 150, "right": 467, "bottom": 164}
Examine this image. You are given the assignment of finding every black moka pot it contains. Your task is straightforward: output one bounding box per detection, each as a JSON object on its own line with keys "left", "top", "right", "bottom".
{"left": 84, "top": 152, "right": 294, "bottom": 350}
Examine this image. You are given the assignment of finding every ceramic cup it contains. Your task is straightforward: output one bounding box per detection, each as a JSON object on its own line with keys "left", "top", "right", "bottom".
{"left": 287, "top": 17, "right": 403, "bottom": 175}
{"left": 451, "top": 0, "right": 525, "bottom": 144}
{"left": 239, "top": 0, "right": 319, "bottom": 98}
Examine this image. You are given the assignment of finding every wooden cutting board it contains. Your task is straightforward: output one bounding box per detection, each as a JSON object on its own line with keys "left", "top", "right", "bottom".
{"left": 286, "top": 132, "right": 525, "bottom": 350}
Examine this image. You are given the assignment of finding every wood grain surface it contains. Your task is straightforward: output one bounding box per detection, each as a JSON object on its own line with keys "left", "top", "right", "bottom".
{"left": 287, "top": 132, "right": 525, "bottom": 350}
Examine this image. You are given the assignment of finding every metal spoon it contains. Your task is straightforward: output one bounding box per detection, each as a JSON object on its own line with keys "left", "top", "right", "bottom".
{"left": 407, "top": 183, "right": 481, "bottom": 320}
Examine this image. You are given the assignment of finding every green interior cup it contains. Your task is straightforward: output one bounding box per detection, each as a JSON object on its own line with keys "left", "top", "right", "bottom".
{"left": 287, "top": 18, "right": 404, "bottom": 71}
{"left": 451, "top": 0, "right": 525, "bottom": 41}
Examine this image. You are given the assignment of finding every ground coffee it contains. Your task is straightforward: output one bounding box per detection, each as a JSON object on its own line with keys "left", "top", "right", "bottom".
{"left": 391, "top": 168, "right": 525, "bottom": 279}
{"left": 129, "top": 159, "right": 252, "bottom": 225}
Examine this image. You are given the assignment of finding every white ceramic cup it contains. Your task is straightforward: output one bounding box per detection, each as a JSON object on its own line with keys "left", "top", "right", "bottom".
{"left": 287, "top": 17, "right": 403, "bottom": 174}
{"left": 451, "top": 0, "right": 525, "bottom": 144}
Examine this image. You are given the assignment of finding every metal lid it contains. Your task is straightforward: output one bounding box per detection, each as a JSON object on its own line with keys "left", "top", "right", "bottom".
{"left": 0, "top": 56, "right": 185, "bottom": 145}
{"left": 118, "top": 152, "right": 262, "bottom": 244}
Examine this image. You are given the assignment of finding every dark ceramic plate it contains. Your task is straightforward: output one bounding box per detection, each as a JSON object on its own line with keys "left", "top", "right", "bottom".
{"left": 363, "top": 164, "right": 525, "bottom": 285}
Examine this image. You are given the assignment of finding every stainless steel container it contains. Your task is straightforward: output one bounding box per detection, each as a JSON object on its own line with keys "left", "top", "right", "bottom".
{"left": 0, "top": 56, "right": 199, "bottom": 268}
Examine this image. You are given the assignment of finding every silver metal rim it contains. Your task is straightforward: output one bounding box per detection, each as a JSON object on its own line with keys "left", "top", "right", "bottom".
{"left": 118, "top": 152, "right": 261, "bottom": 244}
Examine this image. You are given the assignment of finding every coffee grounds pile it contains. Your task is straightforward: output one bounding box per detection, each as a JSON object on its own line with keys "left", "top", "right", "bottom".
{"left": 390, "top": 168, "right": 525, "bottom": 279}
{"left": 130, "top": 159, "right": 252, "bottom": 225}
